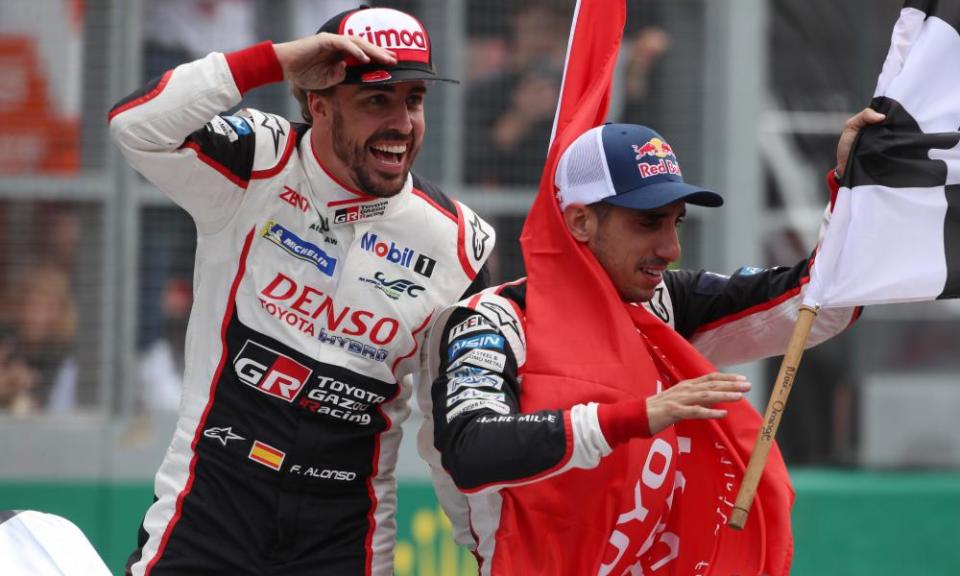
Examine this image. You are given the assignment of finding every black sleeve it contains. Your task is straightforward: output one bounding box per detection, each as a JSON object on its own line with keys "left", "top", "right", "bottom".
{"left": 433, "top": 308, "right": 568, "bottom": 491}
{"left": 665, "top": 257, "right": 813, "bottom": 339}
{"left": 179, "top": 113, "right": 258, "bottom": 182}
{"left": 460, "top": 265, "right": 490, "bottom": 300}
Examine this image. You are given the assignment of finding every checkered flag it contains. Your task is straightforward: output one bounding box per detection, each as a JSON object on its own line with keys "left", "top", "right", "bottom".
{"left": 805, "top": 0, "right": 960, "bottom": 308}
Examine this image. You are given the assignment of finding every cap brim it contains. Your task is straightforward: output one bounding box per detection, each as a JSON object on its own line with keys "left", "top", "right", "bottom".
{"left": 341, "top": 65, "right": 460, "bottom": 85}
{"left": 602, "top": 181, "right": 723, "bottom": 210}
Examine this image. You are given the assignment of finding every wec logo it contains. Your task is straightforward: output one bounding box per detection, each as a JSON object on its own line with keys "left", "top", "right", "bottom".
{"left": 358, "top": 271, "right": 424, "bottom": 300}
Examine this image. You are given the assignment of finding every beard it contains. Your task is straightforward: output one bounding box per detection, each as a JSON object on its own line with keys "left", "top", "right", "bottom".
{"left": 330, "top": 107, "right": 419, "bottom": 198}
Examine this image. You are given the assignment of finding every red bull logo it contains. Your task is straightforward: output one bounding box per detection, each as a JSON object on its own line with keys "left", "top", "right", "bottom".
{"left": 632, "top": 138, "right": 674, "bottom": 160}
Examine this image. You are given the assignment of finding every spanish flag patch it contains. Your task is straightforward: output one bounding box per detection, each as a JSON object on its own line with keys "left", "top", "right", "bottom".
{"left": 248, "top": 440, "right": 285, "bottom": 471}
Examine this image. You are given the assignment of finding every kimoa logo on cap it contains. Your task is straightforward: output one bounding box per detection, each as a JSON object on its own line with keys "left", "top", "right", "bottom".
{"left": 341, "top": 9, "right": 429, "bottom": 61}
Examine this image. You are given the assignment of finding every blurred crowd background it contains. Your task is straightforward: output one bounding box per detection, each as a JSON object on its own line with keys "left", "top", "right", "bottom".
{"left": 1, "top": 1, "right": 959, "bottom": 573}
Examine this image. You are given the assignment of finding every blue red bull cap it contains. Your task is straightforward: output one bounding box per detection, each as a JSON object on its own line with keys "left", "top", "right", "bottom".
{"left": 555, "top": 124, "right": 722, "bottom": 210}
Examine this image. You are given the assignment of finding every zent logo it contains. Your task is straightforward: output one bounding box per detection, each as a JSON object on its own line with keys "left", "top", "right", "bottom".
{"left": 234, "top": 340, "right": 312, "bottom": 403}
{"left": 279, "top": 186, "right": 310, "bottom": 213}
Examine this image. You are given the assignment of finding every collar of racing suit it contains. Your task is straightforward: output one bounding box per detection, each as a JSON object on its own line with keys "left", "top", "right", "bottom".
{"left": 301, "top": 128, "right": 413, "bottom": 225}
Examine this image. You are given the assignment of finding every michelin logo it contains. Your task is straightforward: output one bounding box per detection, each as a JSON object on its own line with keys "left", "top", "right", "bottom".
{"left": 261, "top": 221, "right": 337, "bottom": 277}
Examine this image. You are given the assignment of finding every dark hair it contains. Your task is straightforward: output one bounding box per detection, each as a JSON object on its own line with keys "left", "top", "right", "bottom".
{"left": 587, "top": 201, "right": 614, "bottom": 222}
{"left": 290, "top": 84, "right": 336, "bottom": 123}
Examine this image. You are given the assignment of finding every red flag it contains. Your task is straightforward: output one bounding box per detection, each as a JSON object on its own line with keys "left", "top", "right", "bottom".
{"left": 494, "top": 1, "right": 795, "bottom": 574}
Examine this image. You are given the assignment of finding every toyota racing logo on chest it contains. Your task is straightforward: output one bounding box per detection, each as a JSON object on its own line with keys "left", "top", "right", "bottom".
{"left": 340, "top": 9, "right": 430, "bottom": 64}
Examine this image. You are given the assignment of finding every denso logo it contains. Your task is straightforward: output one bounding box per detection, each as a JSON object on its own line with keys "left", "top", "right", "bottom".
{"left": 360, "top": 232, "right": 437, "bottom": 278}
{"left": 260, "top": 272, "right": 399, "bottom": 345}
{"left": 234, "top": 341, "right": 312, "bottom": 402}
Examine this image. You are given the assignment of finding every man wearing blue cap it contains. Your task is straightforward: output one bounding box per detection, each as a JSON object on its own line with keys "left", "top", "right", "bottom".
{"left": 416, "top": 113, "right": 880, "bottom": 569}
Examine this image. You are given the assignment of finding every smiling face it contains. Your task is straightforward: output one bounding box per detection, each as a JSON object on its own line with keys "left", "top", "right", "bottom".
{"left": 565, "top": 200, "right": 685, "bottom": 303}
{"left": 309, "top": 82, "right": 427, "bottom": 197}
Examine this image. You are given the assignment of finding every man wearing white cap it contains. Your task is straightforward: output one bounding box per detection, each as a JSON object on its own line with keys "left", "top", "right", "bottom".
{"left": 110, "top": 5, "right": 494, "bottom": 575}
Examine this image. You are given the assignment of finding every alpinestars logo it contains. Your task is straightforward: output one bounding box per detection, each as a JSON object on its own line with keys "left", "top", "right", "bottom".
{"left": 233, "top": 341, "right": 312, "bottom": 403}
{"left": 204, "top": 426, "right": 245, "bottom": 446}
{"left": 470, "top": 213, "right": 491, "bottom": 261}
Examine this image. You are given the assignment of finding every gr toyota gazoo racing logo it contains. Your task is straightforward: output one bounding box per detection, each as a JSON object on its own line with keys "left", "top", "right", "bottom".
{"left": 333, "top": 201, "right": 387, "bottom": 224}
{"left": 233, "top": 340, "right": 313, "bottom": 402}
{"left": 340, "top": 9, "right": 430, "bottom": 64}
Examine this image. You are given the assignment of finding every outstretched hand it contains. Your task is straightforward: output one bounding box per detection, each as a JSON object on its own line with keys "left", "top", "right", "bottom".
{"left": 274, "top": 33, "right": 397, "bottom": 91}
{"left": 836, "top": 107, "right": 886, "bottom": 178}
{"left": 646, "top": 372, "right": 750, "bottom": 435}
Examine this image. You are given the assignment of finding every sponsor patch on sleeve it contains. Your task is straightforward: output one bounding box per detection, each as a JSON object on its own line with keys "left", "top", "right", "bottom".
{"left": 448, "top": 313, "right": 494, "bottom": 341}
{"left": 224, "top": 115, "right": 252, "bottom": 136}
{"left": 736, "top": 266, "right": 766, "bottom": 276}
{"left": 446, "top": 398, "right": 511, "bottom": 422}
{"left": 448, "top": 387, "right": 506, "bottom": 406}
{"left": 447, "top": 333, "right": 504, "bottom": 362}
{"left": 207, "top": 116, "right": 239, "bottom": 142}
{"left": 446, "top": 374, "right": 505, "bottom": 395}
{"left": 448, "top": 348, "right": 507, "bottom": 373}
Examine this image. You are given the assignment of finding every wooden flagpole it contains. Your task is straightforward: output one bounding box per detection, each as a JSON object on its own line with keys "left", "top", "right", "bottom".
{"left": 729, "top": 305, "right": 820, "bottom": 530}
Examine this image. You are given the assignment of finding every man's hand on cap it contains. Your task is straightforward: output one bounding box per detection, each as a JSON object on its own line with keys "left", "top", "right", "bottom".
{"left": 275, "top": 33, "right": 397, "bottom": 91}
